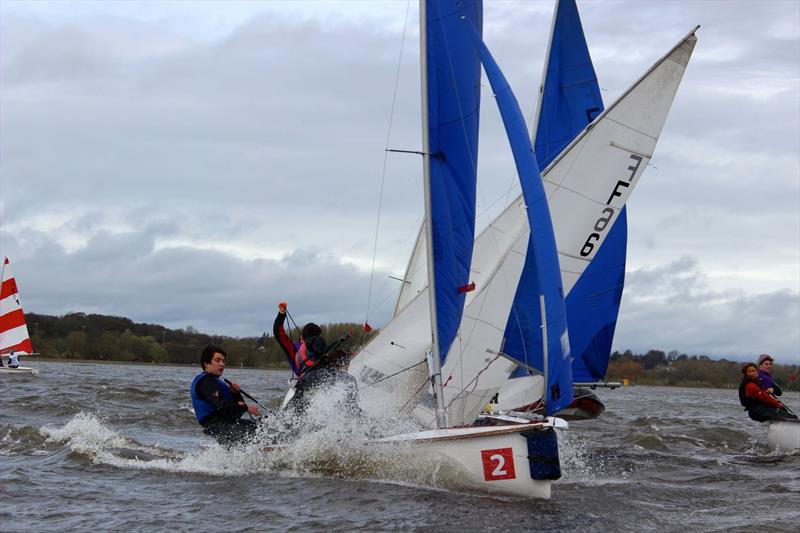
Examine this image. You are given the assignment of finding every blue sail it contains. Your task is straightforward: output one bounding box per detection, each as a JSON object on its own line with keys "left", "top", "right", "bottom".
{"left": 425, "top": 0, "right": 483, "bottom": 366}
{"left": 509, "top": 0, "right": 626, "bottom": 384}
{"left": 463, "top": 18, "right": 573, "bottom": 415}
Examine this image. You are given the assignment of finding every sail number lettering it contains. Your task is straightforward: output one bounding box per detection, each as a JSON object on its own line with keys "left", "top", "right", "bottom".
{"left": 481, "top": 447, "right": 516, "bottom": 481}
{"left": 580, "top": 153, "right": 643, "bottom": 257}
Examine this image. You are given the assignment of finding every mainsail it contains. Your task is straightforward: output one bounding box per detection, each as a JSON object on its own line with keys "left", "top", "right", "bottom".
{"left": 422, "top": 0, "right": 483, "bottom": 425}
{"left": 0, "top": 257, "right": 34, "bottom": 355}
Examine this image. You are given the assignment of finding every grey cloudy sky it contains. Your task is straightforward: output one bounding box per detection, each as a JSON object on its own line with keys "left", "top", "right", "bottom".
{"left": 1, "top": 0, "right": 798, "bottom": 363}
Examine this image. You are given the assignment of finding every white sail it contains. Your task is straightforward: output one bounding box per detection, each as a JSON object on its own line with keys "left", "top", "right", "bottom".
{"left": 355, "top": 194, "right": 532, "bottom": 427}
{"left": 547, "top": 29, "right": 698, "bottom": 293}
{"left": 395, "top": 29, "right": 697, "bottom": 309}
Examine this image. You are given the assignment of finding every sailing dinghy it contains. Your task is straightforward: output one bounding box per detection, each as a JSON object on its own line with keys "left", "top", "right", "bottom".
{"left": 282, "top": 0, "right": 568, "bottom": 499}
{"left": 355, "top": 1, "right": 697, "bottom": 497}
{"left": 279, "top": 1, "right": 698, "bottom": 498}
{"left": 0, "top": 257, "right": 37, "bottom": 374}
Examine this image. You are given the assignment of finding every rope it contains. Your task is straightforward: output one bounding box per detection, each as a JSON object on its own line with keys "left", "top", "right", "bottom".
{"left": 443, "top": 349, "right": 502, "bottom": 411}
{"left": 362, "top": 359, "right": 427, "bottom": 388}
{"left": 285, "top": 310, "right": 301, "bottom": 342}
{"left": 398, "top": 377, "right": 432, "bottom": 415}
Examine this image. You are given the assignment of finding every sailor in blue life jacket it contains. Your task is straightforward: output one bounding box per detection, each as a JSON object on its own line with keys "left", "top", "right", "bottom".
{"left": 273, "top": 302, "right": 360, "bottom": 416}
{"left": 190, "top": 344, "right": 260, "bottom": 445}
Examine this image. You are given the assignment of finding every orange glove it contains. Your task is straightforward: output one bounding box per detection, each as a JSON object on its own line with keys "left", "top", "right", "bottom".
{"left": 278, "top": 302, "right": 288, "bottom": 313}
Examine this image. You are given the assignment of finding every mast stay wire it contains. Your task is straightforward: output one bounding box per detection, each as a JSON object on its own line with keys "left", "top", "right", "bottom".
{"left": 361, "top": 0, "right": 413, "bottom": 347}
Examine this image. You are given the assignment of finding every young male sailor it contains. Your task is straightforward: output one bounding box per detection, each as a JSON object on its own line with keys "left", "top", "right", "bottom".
{"left": 273, "top": 302, "right": 359, "bottom": 414}
{"left": 190, "top": 345, "right": 260, "bottom": 445}
{"left": 7, "top": 351, "right": 20, "bottom": 368}
{"left": 738, "top": 363, "right": 796, "bottom": 422}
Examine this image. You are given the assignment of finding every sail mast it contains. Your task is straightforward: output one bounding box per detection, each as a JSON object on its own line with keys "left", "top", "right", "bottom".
{"left": 419, "top": 0, "right": 447, "bottom": 430}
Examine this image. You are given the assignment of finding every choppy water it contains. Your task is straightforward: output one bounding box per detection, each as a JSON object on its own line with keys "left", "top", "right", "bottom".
{"left": 1, "top": 361, "right": 798, "bottom": 532}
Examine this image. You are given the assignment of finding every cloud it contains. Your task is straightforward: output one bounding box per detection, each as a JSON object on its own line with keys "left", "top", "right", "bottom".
{"left": 0, "top": 0, "right": 797, "bottom": 364}
{"left": 616, "top": 256, "right": 800, "bottom": 361}
{"left": 2, "top": 216, "right": 388, "bottom": 337}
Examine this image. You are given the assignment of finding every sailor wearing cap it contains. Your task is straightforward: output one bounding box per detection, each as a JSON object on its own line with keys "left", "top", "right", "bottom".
{"left": 757, "top": 354, "right": 781, "bottom": 396}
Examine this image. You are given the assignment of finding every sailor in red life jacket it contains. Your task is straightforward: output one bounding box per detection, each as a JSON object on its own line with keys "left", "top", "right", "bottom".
{"left": 190, "top": 345, "right": 260, "bottom": 445}
{"left": 273, "top": 302, "right": 360, "bottom": 415}
{"left": 738, "top": 363, "right": 796, "bottom": 422}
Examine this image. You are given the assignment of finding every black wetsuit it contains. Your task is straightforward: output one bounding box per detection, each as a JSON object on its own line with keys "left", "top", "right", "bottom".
{"left": 194, "top": 374, "right": 257, "bottom": 445}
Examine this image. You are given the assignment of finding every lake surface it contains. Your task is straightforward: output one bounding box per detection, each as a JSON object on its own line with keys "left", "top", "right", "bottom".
{"left": 1, "top": 361, "right": 798, "bottom": 532}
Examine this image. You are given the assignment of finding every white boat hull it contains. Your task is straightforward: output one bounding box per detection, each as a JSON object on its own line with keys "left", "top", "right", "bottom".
{"left": 0, "top": 366, "right": 35, "bottom": 374}
{"left": 767, "top": 419, "right": 800, "bottom": 452}
{"left": 373, "top": 419, "right": 562, "bottom": 499}
{"left": 263, "top": 417, "right": 563, "bottom": 499}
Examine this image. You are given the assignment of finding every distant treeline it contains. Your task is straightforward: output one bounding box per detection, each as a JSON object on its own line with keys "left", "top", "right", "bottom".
{"left": 20, "top": 312, "right": 799, "bottom": 389}
{"left": 25, "top": 312, "right": 366, "bottom": 369}
{"left": 606, "top": 349, "right": 798, "bottom": 389}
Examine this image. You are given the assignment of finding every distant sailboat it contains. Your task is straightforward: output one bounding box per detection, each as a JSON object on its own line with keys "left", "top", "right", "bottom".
{"left": 0, "top": 257, "right": 37, "bottom": 374}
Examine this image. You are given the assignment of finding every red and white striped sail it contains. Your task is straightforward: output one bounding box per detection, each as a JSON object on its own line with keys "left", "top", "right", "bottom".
{"left": 0, "top": 257, "right": 34, "bottom": 355}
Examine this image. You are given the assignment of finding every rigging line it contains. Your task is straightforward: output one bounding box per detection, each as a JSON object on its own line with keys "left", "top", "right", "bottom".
{"left": 363, "top": 0, "right": 412, "bottom": 338}
{"left": 285, "top": 309, "right": 301, "bottom": 342}
{"left": 444, "top": 350, "right": 503, "bottom": 411}
{"left": 399, "top": 376, "right": 432, "bottom": 415}
{"left": 362, "top": 359, "right": 427, "bottom": 388}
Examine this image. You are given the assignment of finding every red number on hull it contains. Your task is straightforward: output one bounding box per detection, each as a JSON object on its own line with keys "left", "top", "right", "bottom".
{"left": 481, "top": 447, "right": 516, "bottom": 481}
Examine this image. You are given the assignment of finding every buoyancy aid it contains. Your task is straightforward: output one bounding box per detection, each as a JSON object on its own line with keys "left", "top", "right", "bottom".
{"left": 294, "top": 341, "right": 318, "bottom": 376}
{"left": 190, "top": 372, "right": 234, "bottom": 424}
{"left": 738, "top": 381, "right": 760, "bottom": 411}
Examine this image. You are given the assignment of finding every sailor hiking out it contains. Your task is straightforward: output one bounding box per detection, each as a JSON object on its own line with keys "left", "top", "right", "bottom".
{"left": 190, "top": 345, "right": 260, "bottom": 445}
